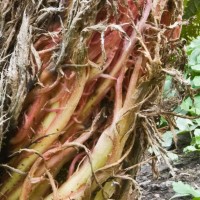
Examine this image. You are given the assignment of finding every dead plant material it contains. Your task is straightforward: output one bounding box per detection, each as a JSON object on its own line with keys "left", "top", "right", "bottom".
{"left": 0, "top": 0, "right": 184, "bottom": 199}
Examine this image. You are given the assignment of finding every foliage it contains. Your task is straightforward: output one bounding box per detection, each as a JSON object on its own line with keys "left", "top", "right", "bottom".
{"left": 162, "top": 36, "right": 200, "bottom": 153}
{"left": 182, "top": 0, "right": 200, "bottom": 42}
{"left": 181, "top": 36, "right": 200, "bottom": 152}
{"left": 170, "top": 181, "right": 200, "bottom": 200}
{"left": 184, "top": 0, "right": 200, "bottom": 19}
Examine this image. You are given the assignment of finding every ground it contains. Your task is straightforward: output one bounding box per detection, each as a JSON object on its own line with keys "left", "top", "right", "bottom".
{"left": 137, "top": 152, "right": 200, "bottom": 200}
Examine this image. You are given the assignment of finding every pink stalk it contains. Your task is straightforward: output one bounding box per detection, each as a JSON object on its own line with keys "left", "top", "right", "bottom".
{"left": 67, "top": 152, "right": 86, "bottom": 179}
{"left": 114, "top": 65, "right": 126, "bottom": 119}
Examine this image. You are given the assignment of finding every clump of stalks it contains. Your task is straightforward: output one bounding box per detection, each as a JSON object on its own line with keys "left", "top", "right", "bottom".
{"left": 0, "top": 0, "right": 183, "bottom": 199}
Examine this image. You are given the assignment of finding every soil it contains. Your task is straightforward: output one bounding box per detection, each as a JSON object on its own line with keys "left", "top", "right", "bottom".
{"left": 137, "top": 153, "right": 200, "bottom": 200}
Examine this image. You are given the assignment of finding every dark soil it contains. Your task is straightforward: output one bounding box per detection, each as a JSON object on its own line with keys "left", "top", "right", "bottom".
{"left": 137, "top": 153, "right": 200, "bottom": 200}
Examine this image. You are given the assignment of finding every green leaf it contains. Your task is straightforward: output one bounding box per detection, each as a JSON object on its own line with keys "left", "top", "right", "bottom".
{"left": 172, "top": 181, "right": 200, "bottom": 197}
{"left": 163, "top": 76, "right": 176, "bottom": 98}
{"left": 184, "top": 145, "right": 198, "bottom": 153}
{"left": 167, "top": 152, "right": 179, "bottom": 161}
{"left": 170, "top": 193, "right": 190, "bottom": 200}
{"left": 193, "top": 76, "right": 200, "bottom": 87}
{"left": 194, "top": 118, "right": 200, "bottom": 126}
{"left": 194, "top": 136, "right": 200, "bottom": 145}
{"left": 162, "top": 131, "right": 173, "bottom": 148}
{"left": 180, "top": 97, "right": 193, "bottom": 112}
{"left": 176, "top": 118, "right": 194, "bottom": 132}
{"left": 180, "top": 96, "right": 200, "bottom": 115}
{"left": 187, "top": 36, "right": 200, "bottom": 52}
{"left": 194, "top": 129, "right": 200, "bottom": 136}
{"left": 159, "top": 116, "right": 168, "bottom": 127}
{"left": 191, "top": 64, "right": 200, "bottom": 73}
{"left": 193, "top": 96, "right": 200, "bottom": 114}
{"left": 193, "top": 197, "right": 200, "bottom": 200}
{"left": 188, "top": 48, "right": 200, "bottom": 66}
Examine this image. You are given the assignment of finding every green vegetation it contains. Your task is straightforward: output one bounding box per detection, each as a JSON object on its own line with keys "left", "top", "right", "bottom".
{"left": 182, "top": 0, "right": 200, "bottom": 41}
{"left": 171, "top": 181, "right": 200, "bottom": 200}
{"left": 162, "top": 36, "right": 200, "bottom": 153}
{"left": 162, "top": 0, "right": 200, "bottom": 153}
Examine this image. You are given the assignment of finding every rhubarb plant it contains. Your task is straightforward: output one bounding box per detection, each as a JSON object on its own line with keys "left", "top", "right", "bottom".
{"left": 0, "top": 0, "right": 184, "bottom": 199}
